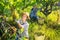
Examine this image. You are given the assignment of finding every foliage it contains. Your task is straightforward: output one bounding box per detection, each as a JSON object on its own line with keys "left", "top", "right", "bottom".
{"left": 0, "top": 0, "right": 60, "bottom": 40}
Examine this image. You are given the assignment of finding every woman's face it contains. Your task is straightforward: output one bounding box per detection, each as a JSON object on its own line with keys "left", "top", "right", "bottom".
{"left": 22, "top": 14, "right": 27, "bottom": 20}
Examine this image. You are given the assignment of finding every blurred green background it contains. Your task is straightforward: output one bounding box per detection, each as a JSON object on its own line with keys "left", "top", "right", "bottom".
{"left": 0, "top": 0, "right": 60, "bottom": 40}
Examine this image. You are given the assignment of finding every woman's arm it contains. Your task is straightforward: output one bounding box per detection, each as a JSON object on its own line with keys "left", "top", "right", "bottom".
{"left": 17, "top": 23, "right": 23, "bottom": 28}
{"left": 16, "top": 20, "right": 23, "bottom": 29}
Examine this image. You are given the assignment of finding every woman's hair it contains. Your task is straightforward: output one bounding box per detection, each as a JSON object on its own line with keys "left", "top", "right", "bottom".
{"left": 22, "top": 12, "right": 30, "bottom": 19}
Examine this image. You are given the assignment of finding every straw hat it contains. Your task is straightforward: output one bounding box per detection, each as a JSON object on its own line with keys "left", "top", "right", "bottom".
{"left": 22, "top": 12, "right": 30, "bottom": 19}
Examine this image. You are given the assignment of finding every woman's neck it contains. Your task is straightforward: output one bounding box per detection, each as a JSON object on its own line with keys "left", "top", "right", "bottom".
{"left": 22, "top": 19, "right": 26, "bottom": 23}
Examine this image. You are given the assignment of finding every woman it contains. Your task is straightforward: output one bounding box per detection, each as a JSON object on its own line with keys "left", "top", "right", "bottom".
{"left": 16, "top": 12, "right": 29, "bottom": 40}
